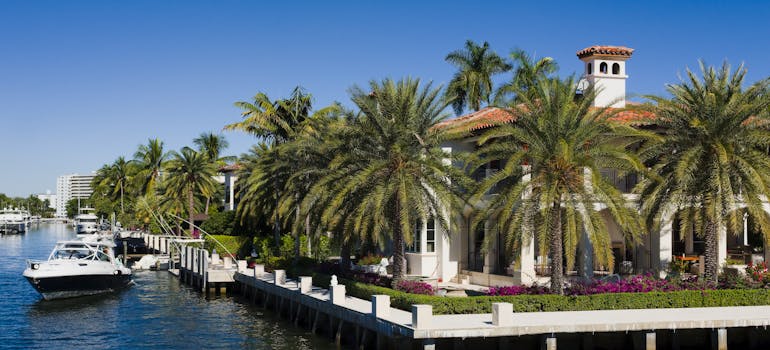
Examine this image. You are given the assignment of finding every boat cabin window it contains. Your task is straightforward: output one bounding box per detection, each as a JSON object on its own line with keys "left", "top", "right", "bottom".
{"left": 55, "top": 249, "right": 90, "bottom": 259}
{"left": 96, "top": 251, "right": 110, "bottom": 261}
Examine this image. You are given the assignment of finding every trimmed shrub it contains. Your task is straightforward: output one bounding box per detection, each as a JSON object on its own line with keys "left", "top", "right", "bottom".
{"left": 200, "top": 211, "right": 236, "bottom": 235}
{"left": 205, "top": 234, "right": 250, "bottom": 257}
{"left": 307, "top": 273, "right": 770, "bottom": 314}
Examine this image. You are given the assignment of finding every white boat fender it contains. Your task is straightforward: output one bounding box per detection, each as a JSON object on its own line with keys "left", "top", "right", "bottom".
{"left": 114, "top": 270, "right": 123, "bottom": 275}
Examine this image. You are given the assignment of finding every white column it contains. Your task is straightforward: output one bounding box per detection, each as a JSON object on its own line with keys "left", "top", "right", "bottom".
{"left": 411, "top": 305, "right": 432, "bottom": 329}
{"left": 274, "top": 270, "right": 286, "bottom": 285}
{"left": 298, "top": 276, "right": 312, "bottom": 294}
{"left": 515, "top": 237, "right": 535, "bottom": 285}
{"left": 658, "top": 209, "right": 674, "bottom": 278}
{"left": 330, "top": 285, "right": 346, "bottom": 305}
{"left": 253, "top": 264, "right": 265, "bottom": 277}
{"left": 718, "top": 223, "right": 727, "bottom": 268}
{"left": 492, "top": 302, "right": 513, "bottom": 326}
{"left": 371, "top": 295, "right": 390, "bottom": 318}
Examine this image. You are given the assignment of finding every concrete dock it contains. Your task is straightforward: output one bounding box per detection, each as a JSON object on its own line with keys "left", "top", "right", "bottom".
{"left": 141, "top": 233, "right": 770, "bottom": 349}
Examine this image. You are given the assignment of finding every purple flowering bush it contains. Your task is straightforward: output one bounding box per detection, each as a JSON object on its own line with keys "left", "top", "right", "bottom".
{"left": 487, "top": 273, "right": 716, "bottom": 297}
{"left": 487, "top": 284, "right": 550, "bottom": 296}
{"left": 395, "top": 280, "right": 436, "bottom": 295}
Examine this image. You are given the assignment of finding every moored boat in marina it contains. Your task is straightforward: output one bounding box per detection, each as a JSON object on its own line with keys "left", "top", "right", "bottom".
{"left": 0, "top": 207, "right": 28, "bottom": 234}
{"left": 23, "top": 240, "right": 132, "bottom": 300}
{"left": 73, "top": 207, "right": 99, "bottom": 237}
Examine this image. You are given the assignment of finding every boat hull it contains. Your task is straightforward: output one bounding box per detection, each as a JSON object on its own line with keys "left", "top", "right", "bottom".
{"left": 0, "top": 222, "right": 27, "bottom": 234}
{"left": 24, "top": 274, "right": 132, "bottom": 300}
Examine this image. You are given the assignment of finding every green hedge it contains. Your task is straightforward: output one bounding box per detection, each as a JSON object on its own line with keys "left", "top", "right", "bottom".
{"left": 304, "top": 273, "right": 770, "bottom": 314}
{"left": 205, "top": 235, "right": 251, "bottom": 257}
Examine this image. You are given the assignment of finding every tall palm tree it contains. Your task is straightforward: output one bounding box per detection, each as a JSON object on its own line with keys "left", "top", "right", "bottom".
{"left": 445, "top": 40, "right": 511, "bottom": 115}
{"left": 472, "top": 76, "right": 649, "bottom": 293}
{"left": 315, "top": 78, "right": 467, "bottom": 283}
{"left": 275, "top": 114, "right": 347, "bottom": 263}
{"left": 193, "top": 132, "right": 235, "bottom": 213}
{"left": 94, "top": 157, "right": 133, "bottom": 213}
{"left": 134, "top": 138, "right": 169, "bottom": 195}
{"left": 228, "top": 87, "right": 338, "bottom": 250}
{"left": 164, "top": 147, "right": 218, "bottom": 235}
{"left": 194, "top": 132, "right": 235, "bottom": 165}
{"left": 494, "top": 49, "right": 558, "bottom": 104}
{"left": 637, "top": 62, "right": 770, "bottom": 284}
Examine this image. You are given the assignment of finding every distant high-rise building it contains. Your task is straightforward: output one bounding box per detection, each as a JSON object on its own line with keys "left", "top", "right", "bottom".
{"left": 55, "top": 173, "right": 95, "bottom": 218}
{"left": 36, "top": 190, "right": 57, "bottom": 209}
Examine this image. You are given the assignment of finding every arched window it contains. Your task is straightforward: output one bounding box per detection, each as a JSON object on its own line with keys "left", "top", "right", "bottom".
{"left": 612, "top": 63, "right": 620, "bottom": 75}
{"left": 587, "top": 63, "right": 592, "bottom": 75}
{"left": 599, "top": 62, "right": 608, "bottom": 74}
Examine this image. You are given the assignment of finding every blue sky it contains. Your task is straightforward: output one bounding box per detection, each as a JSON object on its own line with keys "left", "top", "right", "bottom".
{"left": 1, "top": 0, "right": 769, "bottom": 197}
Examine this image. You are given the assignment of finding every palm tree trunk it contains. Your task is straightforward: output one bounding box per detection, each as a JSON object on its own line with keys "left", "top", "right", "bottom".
{"left": 204, "top": 197, "right": 210, "bottom": 215}
{"left": 273, "top": 186, "right": 281, "bottom": 255}
{"left": 293, "top": 206, "right": 300, "bottom": 264}
{"left": 549, "top": 204, "right": 564, "bottom": 294}
{"left": 188, "top": 188, "right": 195, "bottom": 236}
{"left": 392, "top": 225, "right": 406, "bottom": 285}
{"left": 305, "top": 214, "right": 312, "bottom": 258}
{"left": 340, "top": 240, "right": 351, "bottom": 271}
{"left": 120, "top": 185, "right": 124, "bottom": 214}
{"left": 391, "top": 195, "right": 406, "bottom": 285}
{"left": 704, "top": 219, "right": 718, "bottom": 284}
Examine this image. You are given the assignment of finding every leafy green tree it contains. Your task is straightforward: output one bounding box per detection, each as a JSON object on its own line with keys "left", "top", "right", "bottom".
{"left": 133, "top": 138, "right": 169, "bottom": 195}
{"left": 472, "top": 76, "right": 648, "bottom": 293}
{"left": 93, "top": 156, "right": 133, "bottom": 213}
{"left": 193, "top": 132, "right": 234, "bottom": 213}
{"left": 66, "top": 198, "right": 93, "bottom": 219}
{"left": 315, "top": 78, "right": 467, "bottom": 283}
{"left": 164, "top": 147, "right": 218, "bottom": 235}
{"left": 228, "top": 87, "right": 338, "bottom": 251}
{"left": 445, "top": 40, "right": 511, "bottom": 115}
{"left": 494, "top": 49, "right": 558, "bottom": 104}
{"left": 637, "top": 62, "right": 770, "bottom": 284}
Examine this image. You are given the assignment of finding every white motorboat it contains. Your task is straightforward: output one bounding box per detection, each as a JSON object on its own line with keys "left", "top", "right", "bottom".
{"left": 0, "top": 207, "right": 28, "bottom": 234}
{"left": 23, "top": 240, "right": 132, "bottom": 300}
{"left": 74, "top": 207, "right": 99, "bottom": 237}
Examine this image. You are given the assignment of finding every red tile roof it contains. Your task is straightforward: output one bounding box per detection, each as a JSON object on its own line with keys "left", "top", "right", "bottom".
{"left": 576, "top": 45, "right": 634, "bottom": 59}
{"left": 218, "top": 163, "right": 241, "bottom": 173}
{"left": 435, "top": 106, "right": 656, "bottom": 135}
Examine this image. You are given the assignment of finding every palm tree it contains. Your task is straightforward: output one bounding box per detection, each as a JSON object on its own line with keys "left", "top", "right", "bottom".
{"left": 472, "top": 76, "right": 648, "bottom": 293}
{"left": 164, "top": 147, "right": 218, "bottom": 235}
{"left": 194, "top": 132, "right": 235, "bottom": 165}
{"left": 637, "top": 62, "right": 770, "bottom": 284}
{"left": 494, "top": 49, "right": 558, "bottom": 104}
{"left": 315, "top": 78, "right": 467, "bottom": 283}
{"left": 94, "top": 157, "right": 133, "bottom": 213}
{"left": 193, "top": 132, "right": 235, "bottom": 213}
{"left": 228, "top": 87, "right": 338, "bottom": 250}
{"left": 445, "top": 40, "right": 511, "bottom": 115}
{"left": 134, "top": 138, "right": 169, "bottom": 195}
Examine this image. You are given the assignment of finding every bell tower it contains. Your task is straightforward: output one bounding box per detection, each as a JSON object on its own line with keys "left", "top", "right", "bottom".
{"left": 576, "top": 45, "right": 634, "bottom": 108}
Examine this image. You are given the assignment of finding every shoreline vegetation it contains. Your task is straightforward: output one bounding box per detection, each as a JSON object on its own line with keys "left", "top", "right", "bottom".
{"left": 88, "top": 41, "right": 770, "bottom": 311}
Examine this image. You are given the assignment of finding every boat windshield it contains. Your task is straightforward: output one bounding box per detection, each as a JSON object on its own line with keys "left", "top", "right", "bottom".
{"left": 54, "top": 248, "right": 91, "bottom": 260}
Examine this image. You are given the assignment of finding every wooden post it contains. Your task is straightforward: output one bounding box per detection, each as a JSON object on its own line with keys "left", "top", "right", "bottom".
{"left": 311, "top": 311, "right": 321, "bottom": 334}
{"left": 545, "top": 336, "right": 557, "bottom": 350}
{"left": 712, "top": 328, "right": 727, "bottom": 350}
{"left": 335, "top": 319, "right": 344, "bottom": 346}
{"left": 646, "top": 332, "right": 656, "bottom": 350}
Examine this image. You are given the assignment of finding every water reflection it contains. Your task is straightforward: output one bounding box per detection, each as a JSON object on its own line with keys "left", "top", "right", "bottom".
{"left": 1, "top": 224, "right": 334, "bottom": 350}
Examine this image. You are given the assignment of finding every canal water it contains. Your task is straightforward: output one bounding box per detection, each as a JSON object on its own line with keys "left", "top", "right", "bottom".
{"left": 0, "top": 223, "right": 335, "bottom": 350}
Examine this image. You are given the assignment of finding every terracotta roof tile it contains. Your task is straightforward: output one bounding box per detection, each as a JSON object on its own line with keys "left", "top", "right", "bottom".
{"left": 576, "top": 45, "right": 634, "bottom": 59}
{"left": 436, "top": 106, "right": 656, "bottom": 135}
{"left": 435, "top": 107, "right": 516, "bottom": 134}
{"left": 218, "top": 163, "right": 241, "bottom": 172}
